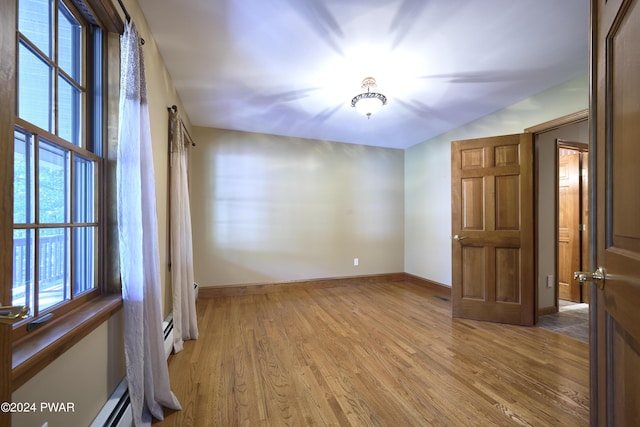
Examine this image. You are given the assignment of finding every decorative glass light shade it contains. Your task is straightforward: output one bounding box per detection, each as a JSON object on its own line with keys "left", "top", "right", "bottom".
{"left": 351, "top": 77, "right": 387, "bottom": 119}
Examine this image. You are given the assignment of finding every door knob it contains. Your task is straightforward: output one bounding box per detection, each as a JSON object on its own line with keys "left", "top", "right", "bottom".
{"left": 573, "top": 267, "right": 605, "bottom": 290}
{"left": 453, "top": 234, "right": 467, "bottom": 241}
{"left": 0, "top": 304, "right": 30, "bottom": 324}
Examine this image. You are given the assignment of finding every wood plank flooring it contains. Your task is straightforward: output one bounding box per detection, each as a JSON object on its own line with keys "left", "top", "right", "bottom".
{"left": 155, "top": 280, "right": 589, "bottom": 426}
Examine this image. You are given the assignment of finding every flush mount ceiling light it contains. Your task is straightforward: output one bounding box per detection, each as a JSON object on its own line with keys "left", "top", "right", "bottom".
{"left": 351, "top": 77, "right": 387, "bottom": 119}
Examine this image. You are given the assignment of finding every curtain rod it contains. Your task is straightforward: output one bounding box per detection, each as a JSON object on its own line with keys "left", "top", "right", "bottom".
{"left": 116, "top": 0, "right": 145, "bottom": 44}
{"left": 169, "top": 105, "right": 196, "bottom": 147}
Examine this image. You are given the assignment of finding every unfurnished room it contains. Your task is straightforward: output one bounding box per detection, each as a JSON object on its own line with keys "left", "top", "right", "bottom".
{"left": 1, "top": 0, "right": 639, "bottom": 426}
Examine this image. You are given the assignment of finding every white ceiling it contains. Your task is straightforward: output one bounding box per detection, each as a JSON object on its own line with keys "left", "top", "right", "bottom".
{"left": 137, "top": 0, "right": 589, "bottom": 149}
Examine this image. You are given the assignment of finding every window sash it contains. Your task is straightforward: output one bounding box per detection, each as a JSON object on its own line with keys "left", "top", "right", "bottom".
{"left": 11, "top": 0, "right": 103, "bottom": 327}
{"left": 17, "top": 0, "right": 87, "bottom": 149}
{"left": 13, "top": 124, "right": 100, "bottom": 319}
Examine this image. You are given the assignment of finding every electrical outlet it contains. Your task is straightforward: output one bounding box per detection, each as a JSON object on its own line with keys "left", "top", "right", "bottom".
{"left": 354, "top": 258, "right": 359, "bottom": 266}
{"left": 547, "top": 275, "right": 554, "bottom": 288}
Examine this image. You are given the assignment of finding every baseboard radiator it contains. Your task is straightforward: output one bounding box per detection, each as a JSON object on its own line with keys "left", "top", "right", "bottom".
{"left": 90, "top": 314, "right": 175, "bottom": 427}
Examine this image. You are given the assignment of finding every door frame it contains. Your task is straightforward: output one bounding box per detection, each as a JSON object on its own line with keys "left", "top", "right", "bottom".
{"left": 525, "top": 109, "right": 588, "bottom": 321}
{"left": 556, "top": 140, "right": 589, "bottom": 305}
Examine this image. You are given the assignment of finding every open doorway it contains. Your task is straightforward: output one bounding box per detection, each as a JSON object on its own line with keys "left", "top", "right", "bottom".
{"left": 527, "top": 111, "right": 589, "bottom": 341}
{"left": 529, "top": 111, "right": 588, "bottom": 316}
{"left": 557, "top": 141, "right": 589, "bottom": 304}
{"left": 539, "top": 141, "right": 590, "bottom": 342}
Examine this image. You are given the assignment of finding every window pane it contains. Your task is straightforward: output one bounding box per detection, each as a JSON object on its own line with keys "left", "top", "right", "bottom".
{"left": 14, "top": 129, "right": 35, "bottom": 224}
{"left": 39, "top": 228, "right": 70, "bottom": 311}
{"left": 18, "top": 0, "right": 52, "bottom": 58}
{"left": 58, "top": 75, "right": 82, "bottom": 145}
{"left": 13, "top": 229, "right": 35, "bottom": 312}
{"left": 19, "top": 42, "right": 53, "bottom": 132}
{"left": 72, "top": 227, "right": 96, "bottom": 296}
{"left": 73, "top": 156, "right": 95, "bottom": 222}
{"left": 58, "top": 2, "right": 82, "bottom": 81}
{"left": 39, "top": 140, "right": 69, "bottom": 223}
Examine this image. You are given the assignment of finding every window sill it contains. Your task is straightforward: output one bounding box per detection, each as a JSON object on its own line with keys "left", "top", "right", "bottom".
{"left": 12, "top": 294, "right": 122, "bottom": 390}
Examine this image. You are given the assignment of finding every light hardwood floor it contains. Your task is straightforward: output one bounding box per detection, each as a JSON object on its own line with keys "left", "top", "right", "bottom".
{"left": 155, "top": 280, "right": 589, "bottom": 426}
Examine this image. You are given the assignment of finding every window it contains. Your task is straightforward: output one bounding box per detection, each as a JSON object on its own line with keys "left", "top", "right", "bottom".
{"left": 12, "top": 0, "right": 103, "bottom": 338}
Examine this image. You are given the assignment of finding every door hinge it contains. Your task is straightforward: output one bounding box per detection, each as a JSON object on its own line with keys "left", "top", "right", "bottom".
{"left": 579, "top": 224, "right": 586, "bottom": 231}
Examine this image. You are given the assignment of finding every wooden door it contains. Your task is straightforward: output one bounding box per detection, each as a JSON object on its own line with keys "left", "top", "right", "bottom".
{"left": 592, "top": 0, "right": 640, "bottom": 424}
{"left": 451, "top": 133, "right": 534, "bottom": 326}
{"left": 558, "top": 150, "right": 581, "bottom": 302}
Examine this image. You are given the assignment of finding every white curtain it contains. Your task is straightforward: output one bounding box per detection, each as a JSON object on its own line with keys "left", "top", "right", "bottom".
{"left": 117, "top": 21, "right": 181, "bottom": 426}
{"left": 169, "top": 109, "right": 198, "bottom": 352}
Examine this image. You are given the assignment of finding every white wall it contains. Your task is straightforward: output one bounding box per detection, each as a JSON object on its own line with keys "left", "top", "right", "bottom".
{"left": 12, "top": 312, "right": 124, "bottom": 427}
{"left": 191, "top": 128, "right": 405, "bottom": 286}
{"left": 404, "top": 74, "right": 589, "bottom": 292}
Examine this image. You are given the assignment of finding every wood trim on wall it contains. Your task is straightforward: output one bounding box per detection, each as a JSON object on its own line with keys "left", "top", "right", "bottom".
{"left": 85, "top": 0, "right": 126, "bottom": 33}
{"left": 0, "top": 1, "right": 15, "bottom": 307}
{"left": 198, "top": 273, "right": 451, "bottom": 299}
{"left": 0, "top": 0, "right": 17, "bottom": 424}
{"left": 403, "top": 273, "right": 452, "bottom": 296}
{"left": 538, "top": 306, "right": 558, "bottom": 316}
{"left": 11, "top": 295, "right": 121, "bottom": 390}
{"left": 525, "top": 109, "right": 589, "bottom": 134}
